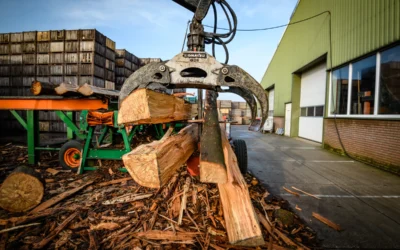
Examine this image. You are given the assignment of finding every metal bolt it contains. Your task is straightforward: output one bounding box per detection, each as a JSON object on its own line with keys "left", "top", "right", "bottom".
{"left": 221, "top": 67, "right": 229, "bottom": 75}
{"left": 159, "top": 65, "right": 166, "bottom": 72}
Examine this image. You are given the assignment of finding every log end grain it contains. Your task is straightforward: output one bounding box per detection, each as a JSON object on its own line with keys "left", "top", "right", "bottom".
{"left": 0, "top": 166, "right": 44, "bottom": 212}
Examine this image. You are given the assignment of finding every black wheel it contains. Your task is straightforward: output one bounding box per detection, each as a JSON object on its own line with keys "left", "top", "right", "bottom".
{"left": 233, "top": 139, "right": 248, "bottom": 174}
{"left": 59, "top": 140, "right": 83, "bottom": 171}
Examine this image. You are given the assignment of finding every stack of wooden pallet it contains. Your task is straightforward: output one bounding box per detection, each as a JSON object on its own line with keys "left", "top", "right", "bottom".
{"left": 115, "top": 49, "right": 140, "bottom": 90}
{"left": 0, "top": 29, "right": 116, "bottom": 133}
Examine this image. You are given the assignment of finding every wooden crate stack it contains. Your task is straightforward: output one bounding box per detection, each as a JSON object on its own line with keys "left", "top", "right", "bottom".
{"left": 0, "top": 29, "right": 116, "bottom": 133}
{"left": 216, "top": 101, "right": 252, "bottom": 125}
{"left": 115, "top": 49, "right": 140, "bottom": 90}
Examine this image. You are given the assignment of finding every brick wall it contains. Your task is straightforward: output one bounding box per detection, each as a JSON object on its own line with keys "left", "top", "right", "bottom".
{"left": 324, "top": 118, "right": 400, "bottom": 174}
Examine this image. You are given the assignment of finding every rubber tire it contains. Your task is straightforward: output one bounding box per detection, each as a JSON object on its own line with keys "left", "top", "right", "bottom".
{"left": 233, "top": 139, "right": 248, "bottom": 174}
{"left": 59, "top": 140, "right": 83, "bottom": 172}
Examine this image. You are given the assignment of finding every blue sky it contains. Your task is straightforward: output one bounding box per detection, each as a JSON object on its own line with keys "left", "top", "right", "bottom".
{"left": 0, "top": 0, "right": 297, "bottom": 100}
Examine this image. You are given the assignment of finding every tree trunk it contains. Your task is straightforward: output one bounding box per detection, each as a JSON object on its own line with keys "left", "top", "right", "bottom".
{"left": 218, "top": 127, "right": 264, "bottom": 246}
{"left": 118, "top": 89, "right": 192, "bottom": 125}
{"left": 77, "top": 83, "right": 119, "bottom": 97}
{"left": 30, "top": 81, "right": 58, "bottom": 96}
{"left": 0, "top": 166, "right": 44, "bottom": 212}
{"left": 54, "top": 82, "right": 79, "bottom": 96}
{"left": 122, "top": 124, "right": 198, "bottom": 188}
{"left": 199, "top": 90, "right": 227, "bottom": 183}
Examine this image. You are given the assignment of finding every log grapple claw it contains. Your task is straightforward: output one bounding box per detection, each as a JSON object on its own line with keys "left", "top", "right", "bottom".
{"left": 119, "top": 51, "right": 268, "bottom": 131}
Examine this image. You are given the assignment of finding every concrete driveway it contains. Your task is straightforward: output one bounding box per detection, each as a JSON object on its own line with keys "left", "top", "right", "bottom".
{"left": 232, "top": 125, "right": 400, "bottom": 249}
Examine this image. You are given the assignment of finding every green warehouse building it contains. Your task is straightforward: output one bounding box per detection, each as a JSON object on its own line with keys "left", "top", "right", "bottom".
{"left": 261, "top": 0, "right": 400, "bottom": 173}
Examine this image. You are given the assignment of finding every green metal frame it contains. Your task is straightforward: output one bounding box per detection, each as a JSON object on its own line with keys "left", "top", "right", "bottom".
{"left": 10, "top": 108, "right": 183, "bottom": 174}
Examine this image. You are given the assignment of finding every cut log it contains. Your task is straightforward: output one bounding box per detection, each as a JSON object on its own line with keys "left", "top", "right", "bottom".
{"left": 54, "top": 82, "right": 79, "bottom": 96}
{"left": 30, "top": 81, "right": 58, "bottom": 96}
{"left": 77, "top": 83, "right": 119, "bottom": 97}
{"left": 218, "top": 127, "right": 264, "bottom": 246}
{"left": 122, "top": 124, "right": 198, "bottom": 188}
{"left": 118, "top": 89, "right": 192, "bottom": 125}
{"left": 0, "top": 166, "right": 44, "bottom": 212}
{"left": 200, "top": 90, "right": 227, "bottom": 183}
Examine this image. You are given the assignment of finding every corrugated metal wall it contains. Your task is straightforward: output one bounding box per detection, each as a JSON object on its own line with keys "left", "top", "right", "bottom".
{"left": 261, "top": 0, "right": 400, "bottom": 117}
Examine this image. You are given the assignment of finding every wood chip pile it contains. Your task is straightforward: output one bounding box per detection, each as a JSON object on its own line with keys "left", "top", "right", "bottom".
{"left": 0, "top": 143, "right": 317, "bottom": 249}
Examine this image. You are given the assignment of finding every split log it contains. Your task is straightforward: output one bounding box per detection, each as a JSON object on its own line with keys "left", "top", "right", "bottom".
{"left": 200, "top": 90, "right": 227, "bottom": 183}
{"left": 218, "top": 127, "right": 264, "bottom": 246}
{"left": 30, "top": 81, "right": 58, "bottom": 96}
{"left": 118, "top": 89, "right": 192, "bottom": 125}
{"left": 77, "top": 83, "right": 119, "bottom": 97}
{"left": 0, "top": 166, "right": 44, "bottom": 212}
{"left": 122, "top": 124, "right": 198, "bottom": 188}
{"left": 54, "top": 82, "right": 79, "bottom": 96}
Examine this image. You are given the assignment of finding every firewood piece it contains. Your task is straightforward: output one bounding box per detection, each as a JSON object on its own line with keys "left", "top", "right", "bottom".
{"left": 291, "top": 186, "right": 321, "bottom": 200}
{"left": 30, "top": 81, "right": 58, "bottom": 96}
{"left": 134, "top": 230, "right": 201, "bottom": 241}
{"left": 200, "top": 91, "right": 227, "bottom": 184}
{"left": 122, "top": 124, "right": 198, "bottom": 188}
{"left": 88, "top": 230, "right": 99, "bottom": 250}
{"left": 257, "top": 210, "right": 298, "bottom": 248}
{"left": 54, "top": 82, "right": 79, "bottom": 95}
{"left": 32, "top": 211, "right": 78, "bottom": 249}
{"left": 217, "top": 127, "right": 264, "bottom": 246}
{"left": 0, "top": 166, "right": 44, "bottom": 212}
{"left": 77, "top": 83, "right": 119, "bottom": 97}
{"left": 118, "top": 89, "right": 192, "bottom": 125}
{"left": 283, "top": 187, "right": 300, "bottom": 197}
{"left": 30, "top": 181, "right": 93, "bottom": 214}
{"left": 312, "top": 212, "right": 342, "bottom": 231}
{"left": 102, "top": 193, "right": 153, "bottom": 205}
{"left": 0, "top": 207, "right": 62, "bottom": 226}
{"left": 178, "top": 177, "right": 191, "bottom": 225}
{"left": 98, "top": 177, "right": 132, "bottom": 187}
{"left": 0, "top": 223, "right": 41, "bottom": 234}
{"left": 90, "top": 222, "right": 120, "bottom": 231}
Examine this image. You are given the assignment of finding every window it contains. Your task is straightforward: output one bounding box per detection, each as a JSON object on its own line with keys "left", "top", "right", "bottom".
{"left": 379, "top": 45, "right": 400, "bottom": 114}
{"left": 315, "top": 106, "right": 324, "bottom": 116}
{"left": 329, "top": 44, "right": 400, "bottom": 117}
{"left": 301, "top": 107, "right": 307, "bottom": 116}
{"left": 350, "top": 55, "right": 376, "bottom": 114}
{"left": 331, "top": 66, "right": 349, "bottom": 114}
{"left": 307, "top": 107, "right": 314, "bottom": 117}
{"left": 300, "top": 106, "right": 324, "bottom": 117}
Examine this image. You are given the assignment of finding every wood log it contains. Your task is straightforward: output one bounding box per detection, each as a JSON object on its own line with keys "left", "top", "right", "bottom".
{"left": 54, "top": 82, "right": 79, "bottom": 96}
{"left": 0, "top": 166, "right": 44, "bottom": 212}
{"left": 200, "top": 90, "right": 227, "bottom": 183}
{"left": 218, "top": 127, "right": 264, "bottom": 246}
{"left": 118, "top": 89, "right": 192, "bottom": 125}
{"left": 77, "top": 83, "right": 119, "bottom": 97}
{"left": 122, "top": 124, "right": 198, "bottom": 188}
{"left": 30, "top": 81, "right": 58, "bottom": 96}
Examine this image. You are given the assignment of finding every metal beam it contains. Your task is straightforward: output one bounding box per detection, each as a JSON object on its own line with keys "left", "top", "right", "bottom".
{"left": 10, "top": 110, "right": 27, "bottom": 130}
{"left": 0, "top": 98, "right": 108, "bottom": 111}
{"left": 55, "top": 111, "right": 86, "bottom": 140}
